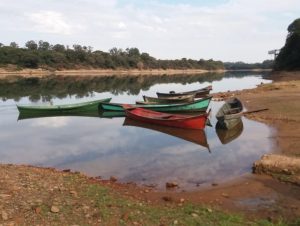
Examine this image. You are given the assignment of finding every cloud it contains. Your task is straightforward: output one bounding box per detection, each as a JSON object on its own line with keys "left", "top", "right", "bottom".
{"left": 26, "top": 11, "right": 79, "bottom": 35}
{"left": 0, "top": 0, "right": 299, "bottom": 61}
{"left": 30, "top": 117, "right": 70, "bottom": 128}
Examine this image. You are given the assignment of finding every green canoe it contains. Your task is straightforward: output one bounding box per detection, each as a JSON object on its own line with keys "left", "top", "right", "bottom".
{"left": 99, "top": 96, "right": 212, "bottom": 113}
{"left": 17, "top": 98, "right": 112, "bottom": 114}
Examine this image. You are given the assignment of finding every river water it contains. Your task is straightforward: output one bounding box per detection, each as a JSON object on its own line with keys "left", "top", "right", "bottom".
{"left": 0, "top": 71, "right": 274, "bottom": 190}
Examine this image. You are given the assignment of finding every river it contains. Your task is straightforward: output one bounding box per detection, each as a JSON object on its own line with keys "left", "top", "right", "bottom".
{"left": 0, "top": 71, "right": 274, "bottom": 190}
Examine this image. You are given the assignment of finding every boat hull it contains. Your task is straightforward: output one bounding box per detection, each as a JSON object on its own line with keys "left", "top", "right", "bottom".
{"left": 100, "top": 96, "right": 212, "bottom": 113}
{"left": 17, "top": 98, "right": 112, "bottom": 114}
{"left": 216, "top": 98, "right": 243, "bottom": 130}
{"left": 125, "top": 108, "right": 208, "bottom": 129}
{"left": 156, "top": 85, "right": 212, "bottom": 98}
{"left": 141, "top": 94, "right": 194, "bottom": 104}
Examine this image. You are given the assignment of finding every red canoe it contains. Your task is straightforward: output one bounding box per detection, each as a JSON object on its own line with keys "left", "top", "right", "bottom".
{"left": 124, "top": 106, "right": 209, "bottom": 130}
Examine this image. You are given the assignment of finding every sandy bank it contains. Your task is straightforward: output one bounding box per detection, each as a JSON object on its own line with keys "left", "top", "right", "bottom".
{"left": 0, "top": 68, "right": 225, "bottom": 79}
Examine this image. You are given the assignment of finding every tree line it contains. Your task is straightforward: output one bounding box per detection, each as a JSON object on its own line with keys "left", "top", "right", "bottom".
{"left": 274, "top": 18, "right": 300, "bottom": 71}
{"left": 0, "top": 40, "right": 274, "bottom": 71}
{"left": 224, "top": 60, "right": 273, "bottom": 70}
{"left": 0, "top": 41, "right": 224, "bottom": 70}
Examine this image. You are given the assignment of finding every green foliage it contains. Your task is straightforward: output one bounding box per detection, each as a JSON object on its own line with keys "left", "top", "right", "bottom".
{"left": 38, "top": 40, "right": 51, "bottom": 51}
{"left": 10, "top": 42, "right": 19, "bottom": 48}
{"left": 224, "top": 60, "right": 273, "bottom": 70}
{"left": 274, "top": 18, "right": 300, "bottom": 71}
{"left": 0, "top": 41, "right": 225, "bottom": 70}
{"left": 288, "top": 18, "right": 300, "bottom": 36}
{"left": 25, "top": 40, "right": 38, "bottom": 50}
{"left": 21, "top": 51, "right": 40, "bottom": 68}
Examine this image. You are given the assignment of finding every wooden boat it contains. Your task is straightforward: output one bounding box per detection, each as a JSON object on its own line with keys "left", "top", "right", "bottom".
{"left": 123, "top": 118, "right": 210, "bottom": 150}
{"left": 16, "top": 98, "right": 112, "bottom": 114}
{"left": 124, "top": 107, "right": 210, "bottom": 129}
{"left": 215, "top": 98, "right": 243, "bottom": 130}
{"left": 99, "top": 96, "right": 212, "bottom": 113}
{"left": 137, "top": 94, "right": 195, "bottom": 105}
{"left": 156, "top": 85, "right": 212, "bottom": 98}
{"left": 216, "top": 118, "right": 243, "bottom": 144}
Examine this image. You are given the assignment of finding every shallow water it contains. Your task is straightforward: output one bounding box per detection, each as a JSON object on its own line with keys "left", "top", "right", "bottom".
{"left": 0, "top": 72, "right": 274, "bottom": 190}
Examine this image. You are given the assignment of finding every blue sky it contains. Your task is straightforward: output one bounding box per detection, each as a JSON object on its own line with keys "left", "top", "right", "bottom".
{"left": 0, "top": 0, "right": 299, "bottom": 62}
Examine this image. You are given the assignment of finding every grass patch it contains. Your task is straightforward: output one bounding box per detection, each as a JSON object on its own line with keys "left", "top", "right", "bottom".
{"left": 78, "top": 181, "right": 291, "bottom": 226}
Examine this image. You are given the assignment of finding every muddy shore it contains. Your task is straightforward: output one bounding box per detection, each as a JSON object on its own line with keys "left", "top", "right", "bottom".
{"left": 0, "top": 71, "right": 300, "bottom": 225}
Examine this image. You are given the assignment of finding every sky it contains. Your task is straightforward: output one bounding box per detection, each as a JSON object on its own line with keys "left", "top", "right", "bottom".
{"left": 0, "top": 0, "right": 299, "bottom": 62}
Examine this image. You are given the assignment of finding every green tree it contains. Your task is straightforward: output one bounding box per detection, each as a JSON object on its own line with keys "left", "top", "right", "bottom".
{"left": 10, "top": 42, "right": 19, "bottom": 48}
{"left": 126, "top": 47, "right": 140, "bottom": 57}
{"left": 274, "top": 18, "right": 300, "bottom": 70}
{"left": 109, "top": 47, "right": 123, "bottom": 56}
{"left": 73, "top": 44, "right": 83, "bottom": 52}
{"left": 38, "top": 40, "right": 51, "bottom": 51}
{"left": 25, "top": 40, "right": 38, "bottom": 50}
{"left": 21, "top": 52, "right": 39, "bottom": 68}
{"left": 287, "top": 18, "right": 300, "bottom": 36}
{"left": 52, "top": 44, "right": 66, "bottom": 52}
{"left": 0, "top": 40, "right": 226, "bottom": 70}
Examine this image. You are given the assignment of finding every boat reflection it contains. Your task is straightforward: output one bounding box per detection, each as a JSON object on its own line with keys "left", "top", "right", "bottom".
{"left": 123, "top": 117, "right": 210, "bottom": 151}
{"left": 18, "top": 110, "right": 125, "bottom": 121}
{"left": 99, "top": 111, "right": 125, "bottom": 118}
{"left": 215, "top": 118, "right": 244, "bottom": 144}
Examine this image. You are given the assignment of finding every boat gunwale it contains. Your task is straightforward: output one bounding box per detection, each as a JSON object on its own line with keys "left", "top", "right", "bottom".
{"left": 17, "top": 98, "right": 112, "bottom": 111}
{"left": 143, "top": 94, "right": 195, "bottom": 101}
{"left": 101, "top": 96, "right": 212, "bottom": 109}
{"left": 125, "top": 108, "right": 209, "bottom": 122}
{"left": 156, "top": 85, "right": 212, "bottom": 97}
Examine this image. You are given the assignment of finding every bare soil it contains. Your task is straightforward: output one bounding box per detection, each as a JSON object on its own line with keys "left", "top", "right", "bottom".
{"left": 1, "top": 71, "right": 300, "bottom": 225}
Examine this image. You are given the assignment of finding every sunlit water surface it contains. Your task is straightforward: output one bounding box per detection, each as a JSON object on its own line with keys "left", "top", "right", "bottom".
{"left": 0, "top": 72, "right": 274, "bottom": 190}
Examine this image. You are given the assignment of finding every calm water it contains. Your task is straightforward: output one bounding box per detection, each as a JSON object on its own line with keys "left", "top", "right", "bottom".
{"left": 0, "top": 72, "right": 274, "bottom": 190}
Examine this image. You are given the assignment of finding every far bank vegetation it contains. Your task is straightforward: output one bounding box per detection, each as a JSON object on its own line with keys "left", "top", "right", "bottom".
{"left": 0, "top": 41, "right": 273, "bottom": 71}
{"left": 0, "top": 41, "right": 224, "bottom": 71}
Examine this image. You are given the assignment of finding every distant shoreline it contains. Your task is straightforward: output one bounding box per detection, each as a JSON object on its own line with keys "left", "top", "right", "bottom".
{"left": 0, "top": 68, "right": 271, "bottom": 79}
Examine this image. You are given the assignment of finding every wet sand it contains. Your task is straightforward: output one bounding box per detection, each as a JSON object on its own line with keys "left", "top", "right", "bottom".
{"left": 0, "top": 71, "right": 300, "bottom": 224}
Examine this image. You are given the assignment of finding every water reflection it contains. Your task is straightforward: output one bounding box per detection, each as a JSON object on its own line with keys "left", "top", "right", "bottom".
{"left": 0, "top": 71, "right": 270, "bottom": 102}
{"left": 18, "top": 110, "right": 125, "bottom": 121}
{"left": 123, "top": 118, "right": 210, "bottom": 151}
{"left": 216, "top": 118, "right": 244, "bottom": 144}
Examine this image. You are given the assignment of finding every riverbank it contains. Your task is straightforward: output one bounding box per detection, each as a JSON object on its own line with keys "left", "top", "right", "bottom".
{"left": 0, "top": 67, "right": 272, "bottom": 79}
{"left": 0, "top": 164, "right": 278, "bottom": 226}
{"left": 0, "top": 71, "right": 300, "bottom": 225}
{"left": 0, "top": 68, "right": 220, "bottom": 78}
